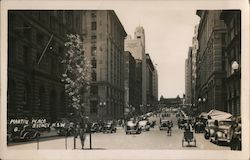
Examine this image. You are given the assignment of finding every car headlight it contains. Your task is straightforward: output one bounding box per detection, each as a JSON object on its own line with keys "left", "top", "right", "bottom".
{"left": 217, "top": 132, "right": 223, "bottom": 137}
{"left": 210, "top": 129, "right": 214, "bottom": 134}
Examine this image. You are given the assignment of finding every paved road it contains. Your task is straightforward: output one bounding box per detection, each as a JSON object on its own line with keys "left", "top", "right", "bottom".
{"left": 8, "top": 113, "right": 230, "bottom": 150}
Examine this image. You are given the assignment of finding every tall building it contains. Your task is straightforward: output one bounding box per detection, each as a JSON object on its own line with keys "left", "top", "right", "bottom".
{"left": 152, "top": 68, "right": 158, "bottom": 102}
{"left": 185, "top": 47, "right": 192, "bottom": 105}
{"left": 220, "top": 10, "right": 241, "bottom": 116}
{"left": 191, "top": 25, "right": 199, "bottom": 108}
{"left": 80, "top": 10, "right": 127, "bottom": 120}
{"left": 135, "top": 59, "right": 143, "bottom": 113}
{"left": 196, "top": 10, "right": 227, "bottom": 113}
{"left": 125, "top": 26, "right": 147, "bottom": 110}
{"left": 124, "top": 51, "right": 137, "bottom": 116}
{"left": 146, "top": 54, "right": 155, "bottom": 111}
{"left": 8, "top": 10, "right": 82, "bottom": 122}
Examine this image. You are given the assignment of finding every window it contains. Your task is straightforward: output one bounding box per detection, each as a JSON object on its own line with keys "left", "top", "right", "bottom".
{"left": 92, "top": 71, "right": 97, "bottom": 81}
{"left": 91, "top": 35, "right": 97, "bottom": 40}
{"left": 39, "top": 86, "right": 45, "bottom": 111}
{"left": 91, "top": 58, "right": 97, "bottom": 68}
{"left": 91, "top": 22, "right": 97, "bottom": 30}
{"left": 23, "top": 23, "right": 31, "bottom": 40}
{"left": 221, "top": 33, "right": 226, "bottom": 45}
{"left": 90, "top": 100, "right": 98, "bottom": 114}
{"left": 229, "top": 19, "right": 235, "bottom": 41}
{"left": 23, "top": 82, "right": 31, "bottom": 111}
{"left": 23, "top": 46, "right": 29, "bottom": 64}
{"left": 91, "top": 11, "right": 96, "bottom": 18}
{"left": 36, "top": 32, "right": 44, "bottom": 45}
{"left": 91, "top": 46, "right": 97, "bottom": 56}
{"left": 90, "top": 85, "right": 98, "bottom": 95}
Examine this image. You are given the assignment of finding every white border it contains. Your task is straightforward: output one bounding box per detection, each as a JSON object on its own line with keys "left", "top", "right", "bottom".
{"left": 1, "top": 0, "right": 249, "bottom": 160}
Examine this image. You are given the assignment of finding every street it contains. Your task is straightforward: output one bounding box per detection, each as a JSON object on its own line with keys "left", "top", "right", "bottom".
{"left": 8, "top": 114, "right": 230, "bottom": 150}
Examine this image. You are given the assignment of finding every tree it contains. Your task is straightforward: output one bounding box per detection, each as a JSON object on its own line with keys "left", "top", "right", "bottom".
{"left": 61, "top": 34, "right": 91, "bottom": 121}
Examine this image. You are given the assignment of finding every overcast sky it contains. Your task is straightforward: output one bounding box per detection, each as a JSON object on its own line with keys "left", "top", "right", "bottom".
{"left": 115, "top": 8, "right": 200, "bottom": 99}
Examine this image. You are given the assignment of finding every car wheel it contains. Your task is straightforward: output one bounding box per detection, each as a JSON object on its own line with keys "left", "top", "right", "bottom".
{"left": 126, "top": 132, "right": 128, "bottom": 135}
{"left": 215, "top": 135, "right": 219, "bottom": 145}
{"left": 204, "top": 132, "right": 210, "bottom": 140}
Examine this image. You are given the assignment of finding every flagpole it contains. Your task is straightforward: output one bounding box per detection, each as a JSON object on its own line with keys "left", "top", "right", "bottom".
{"left": 37, "top": 34, "right": 54, "bottom": 65}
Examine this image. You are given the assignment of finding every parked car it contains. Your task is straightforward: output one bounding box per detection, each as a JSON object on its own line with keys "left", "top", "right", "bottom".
{"left": 91, "top": 122, "right": 103, "bottom": 133}
{"left": 125, "top": 120, "right": 141, "bottom": 134}
{"left": 214, "top": 119, "right": 237, "bottom": 144}
{"left": 138, "top": 120, "right": 150, "bottom": 131}
{"left": 102, "top": 122, "right": 117, "bottom": 133}
{"left": 204, "top": 119, "right": 216, "bottom": 140}
{"left": 11, "top": 124, "right": 40, "bottom": 142}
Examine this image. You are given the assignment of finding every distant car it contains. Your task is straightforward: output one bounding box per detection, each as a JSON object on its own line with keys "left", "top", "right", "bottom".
{"left": 138, "top": 120, "right": 150, "bottom": 131}
{"left": 159, "top": 120, "right": 169, "bottom": 130}
{"left": 125, "top": 120, "right": 141, "bottom": 134}
{"left": 102, "top": 122, "right": 117, "bottom": 133}
{"left": 11, "top": 124, "right": 40, "bottom": 142}
{"left": 214, "top": 119, "right": 237, "bottom": 144}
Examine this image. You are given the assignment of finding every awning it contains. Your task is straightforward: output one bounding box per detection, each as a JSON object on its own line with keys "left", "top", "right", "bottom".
{"left": 207, "top": 109, "right": 232, "bottom": 120}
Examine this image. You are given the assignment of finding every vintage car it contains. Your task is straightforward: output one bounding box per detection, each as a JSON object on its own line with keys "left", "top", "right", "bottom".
{"left": 214, "top": 119, "right": 237, "bottom": 144}
{"left": 10, "top": 124, "right": 40, "bottom": 142}
{"left": 138, "top": 120, "right": 150, "bottom": 131}
{"left": 91, "top": 122, "right": 103, "bottom": 133}
{"left": 125, "top": 120, "right": 141, "bottom": 134}
{"left": 204, "top": 119, "right": 216, "bottom": 140}
{"left": 102, "top": 122, "right": 117, "bottom": 133}
{"left": 178, "top": 119, "right": 188, "bottom": 129}
{"left": 159, "top": 120, "right": 169, "bottom": 130}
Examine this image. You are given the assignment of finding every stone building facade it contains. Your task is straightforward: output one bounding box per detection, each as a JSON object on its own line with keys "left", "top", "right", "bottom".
{"left": 220, "top": 10, "right": 241, "bottom": 116}
{"left": 185, "top": 47, "right": 192, "bottom": 105}
{"left": 80, "top": 10, "right": 127, "bottom": 120}
{"left": 8, "top": 10, "right": 82, "bottom": 122}
{"left": 196, "top": 10, "right": 227, "bottom": 113}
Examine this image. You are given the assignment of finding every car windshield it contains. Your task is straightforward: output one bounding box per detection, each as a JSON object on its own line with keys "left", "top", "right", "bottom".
{"left": 161, "top": 120, "right": 168, "bottom": 124}
{"left": 105, "top": 123, "right": 112, "bottom": 126}
{"left": 139, "top": 121, "right": 147, "bottom": 126}
{"left": 127, "top": 121, "right": 136, "bottom": 126}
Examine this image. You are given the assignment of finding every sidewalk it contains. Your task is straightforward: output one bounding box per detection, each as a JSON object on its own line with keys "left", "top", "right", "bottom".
{"left": 39, "top": 128, "right": 58, "bottom": 138}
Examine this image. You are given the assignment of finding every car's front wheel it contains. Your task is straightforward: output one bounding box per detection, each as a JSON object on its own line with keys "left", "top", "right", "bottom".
{"left": 204, "top": 132, "right": 210, "bottom": 140}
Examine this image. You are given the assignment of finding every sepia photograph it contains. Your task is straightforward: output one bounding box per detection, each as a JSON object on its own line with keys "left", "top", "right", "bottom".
{"left": 0, "top": 0, "right": 249, "bottom": 160}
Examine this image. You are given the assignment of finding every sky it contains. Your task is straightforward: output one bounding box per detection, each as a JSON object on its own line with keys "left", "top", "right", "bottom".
{"left": 115, "top": 8, "right": 200, "bottom": 99}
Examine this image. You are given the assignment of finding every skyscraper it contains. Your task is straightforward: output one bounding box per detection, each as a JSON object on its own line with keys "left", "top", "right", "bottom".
{"left": 125, "top": 26, "right": 147, "bottom": 111}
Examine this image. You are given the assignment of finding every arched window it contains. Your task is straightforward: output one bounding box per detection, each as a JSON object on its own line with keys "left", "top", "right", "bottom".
{"left": 91, "top": 71, "right": 97, "bottom": 81}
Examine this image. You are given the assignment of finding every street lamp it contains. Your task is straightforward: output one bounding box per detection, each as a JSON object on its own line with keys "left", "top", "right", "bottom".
{"left": 198, "top": 97, "right": 206, "bottom": 113}
{"left": 232, "top": 61, "right": 239, "bottom": 73}
{"left": 99, "top": 102, "right": 106, "bottom": 121}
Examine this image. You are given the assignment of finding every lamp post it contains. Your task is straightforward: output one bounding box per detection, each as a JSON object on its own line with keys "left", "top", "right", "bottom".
{"left": 232, "top": 61, "right": 239, "bottom": 74}
{"left": 99, "top": 102, "right": 106, "bottom": 121}
{"left": 231, "top": 61, "right": 239, "bottom": 116}
{"left": 198, "top": 97, "right": 206, "bottom": 113}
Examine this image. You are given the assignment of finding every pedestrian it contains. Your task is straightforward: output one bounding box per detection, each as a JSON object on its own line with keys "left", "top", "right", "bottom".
{"left": 75, "top": 123, "right": 86, "bottom": 149}
{"left": 167, "top": 121, "right": 172, "bottom": 136}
